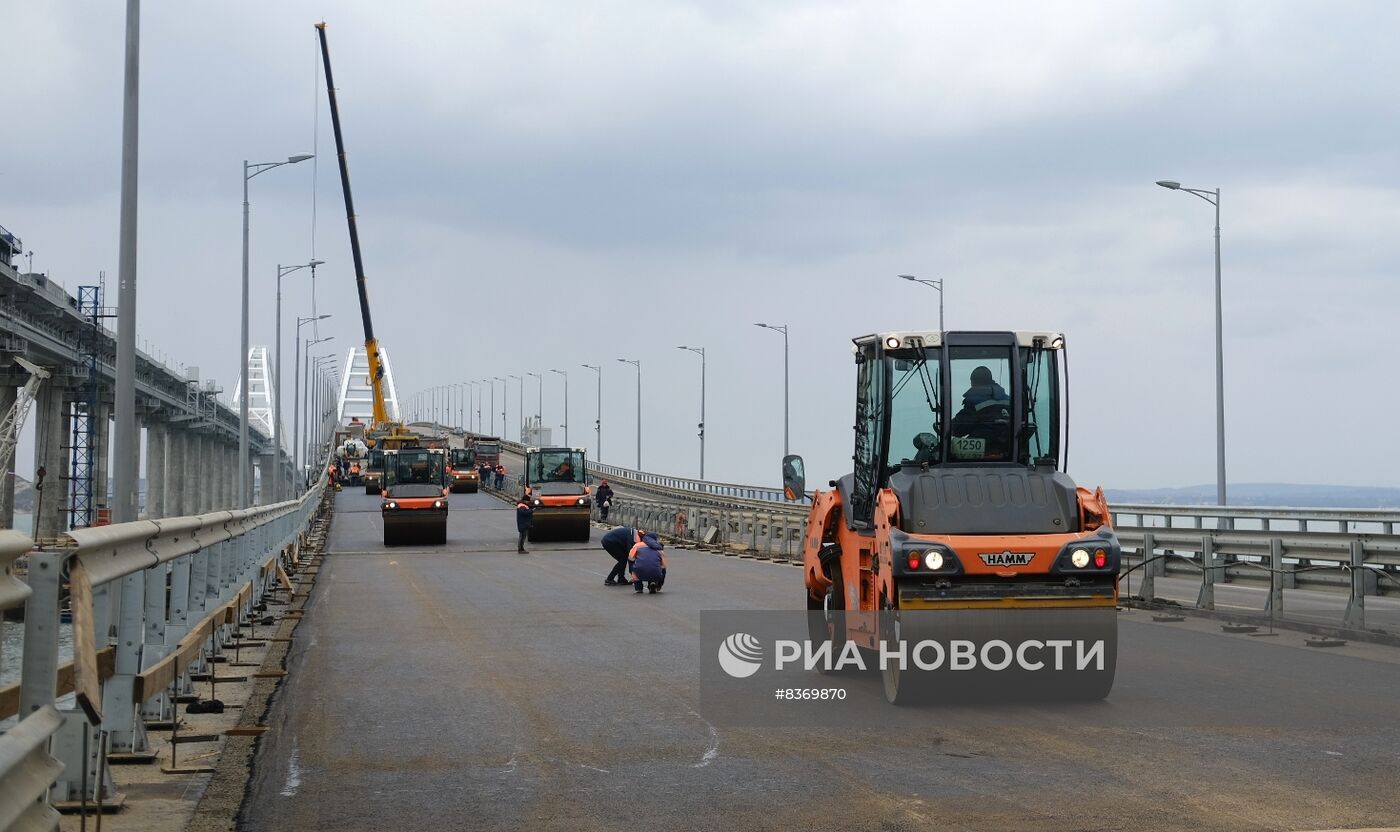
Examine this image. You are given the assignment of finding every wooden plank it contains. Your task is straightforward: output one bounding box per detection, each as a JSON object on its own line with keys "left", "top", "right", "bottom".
{"left": 134, "top": 597, "right": 236, "bottom": 703}
{"left": 225, "top": 726, "right": 269, "bottom": 736}
{"left": 69, "top": 561, "right": 103, "bottom": 724}
{"left": 0, "top": 647, "right": 115, "bottom": 721}
{"left": 276, "top": 564, "right": 293, "bottom": 591}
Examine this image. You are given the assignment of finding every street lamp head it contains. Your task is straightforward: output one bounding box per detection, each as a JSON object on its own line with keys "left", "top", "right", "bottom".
{"left": 897, "top": 274, "right": 917, "bottom": 281}
{"left": 1156, "top": 180, "right": 1181, "bottom": 190}
{"left": 309, "top": 259, "right": 325, "bottom": 267}
{"left": 288, "top": 154, "right": 314, "bottom": 164}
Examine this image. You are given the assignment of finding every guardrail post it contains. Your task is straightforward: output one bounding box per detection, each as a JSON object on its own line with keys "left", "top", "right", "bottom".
{"left": 1138, "top": 532, "right": 1156, "bottom": 601}
{"left": 1197, "top": 536, "right": 1215, "bottom": 610}
{"left": 103, "top": 571, "right": 149, "bottom": 754}
{"left": 18, "top": 551, "right": 64, "bottom": 720}
{"left": 1343, "top": 539, "right": 1366, "bottom": 630}
{"left": 140, "top": 559, "right": 171, "bottom": 722}
{"left": 1266, "top": 537, "right": 1284, "bottom": 616}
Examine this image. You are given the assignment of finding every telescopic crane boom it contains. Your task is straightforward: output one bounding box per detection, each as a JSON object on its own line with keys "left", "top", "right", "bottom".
{"left": 316, "top": 21, "right": 390, "bottom": 429}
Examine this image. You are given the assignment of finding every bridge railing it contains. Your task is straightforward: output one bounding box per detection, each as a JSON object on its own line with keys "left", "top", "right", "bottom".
{"left": 0, "top": 471, "right": 330, "bottom": 814}
{"left": 448, "top": 425, "right": 1400, "bottom": 630}
{"left": 0, "top": 530, "right": 64, "bottom": 832}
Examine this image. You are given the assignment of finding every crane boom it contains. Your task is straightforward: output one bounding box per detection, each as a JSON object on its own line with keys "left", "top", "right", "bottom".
{"left": 316, "top": 21, "right": 389, "bottom": 428}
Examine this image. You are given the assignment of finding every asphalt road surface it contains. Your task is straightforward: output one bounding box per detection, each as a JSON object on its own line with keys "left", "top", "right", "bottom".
{"left": 239, "top": 488, "right": 1400, "bottom": 831}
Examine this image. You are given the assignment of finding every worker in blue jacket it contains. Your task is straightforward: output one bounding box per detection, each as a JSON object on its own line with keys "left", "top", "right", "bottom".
{"left": 515, "top": 488, "right": 534, "bottom": 554}
{"left": 601, "top": 526, "right": 642, "bottom": 586}
{"left": 628, "top": 533, "right": 667, "bottom": 594}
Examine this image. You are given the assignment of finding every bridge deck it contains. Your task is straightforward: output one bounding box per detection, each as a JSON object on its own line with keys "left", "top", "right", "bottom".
{"left": 240, "top": 489, "right": 1400, "bottom": 831}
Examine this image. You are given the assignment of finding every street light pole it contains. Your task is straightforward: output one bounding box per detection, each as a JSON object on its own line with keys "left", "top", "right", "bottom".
{"left": 677, "top": 346, "right": 705, "bottom": 478}
{"left": 293, "top": 316, "right": 330, "bottom": 489}
{"left": 617, "top": 359, "right": 641, "bottom": 469}
{"left": 550, "top": 369, "right": 569, "bottom": 445}
{"left": 493, "top": 377, "right": 506, "bottom": 438}
{"left": 526, "top": 372, "right": 543, "bottom": 442}
{"left": 754, "top": 323, "right": 789, "bottom": 456}
{"left": 240, "top": 152, "right": 313, "bottom": 507}
{"left": 300, "top": 335, "right": 333, "bottom": 479}
{"left": 897, "top": 274, "right": 944, "bottom": 332}
{"left": 508, "top": 374, "right": 522, "bottom": 442}
{"left": 582, "top": 364, "right": 601, "bottom": 462}
{"left": 275, "top": 260, "right": 322, "bottom": 499}
{"left": 1157, "top": 180, "right": 1227, "bottom": 506}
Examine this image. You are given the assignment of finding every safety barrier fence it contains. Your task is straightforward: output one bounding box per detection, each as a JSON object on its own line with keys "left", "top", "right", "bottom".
{"left": 606, "top": 494, "right": 1400, "bottom": 633}
{"left": 0, "top": 474, "right": 329, "bottom": 826}
{"left": 447, "top": 426, "right": 1400, "bottom": 630}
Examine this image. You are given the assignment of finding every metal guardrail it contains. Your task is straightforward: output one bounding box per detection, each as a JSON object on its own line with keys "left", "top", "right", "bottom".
{"left": 450, "top": 425, "right": 1400, "bottom": 629}
{"left": 0, "top": 472, "right": 330, "bottom": 818}
{"left": 0, "top": 530, "right": 60, "bottom": 832}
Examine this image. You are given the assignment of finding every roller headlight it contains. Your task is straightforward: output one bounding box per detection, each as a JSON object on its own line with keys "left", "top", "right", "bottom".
{"left": 576, "top": 498, "right": 587, "bottom": 505}
{"left": 1070, "top": 548, "right": 1090, "bottom": 568}
{"left": 433, "top": 500, "right": 445, "bottom": 509}
{"left": 924, "top": 551, "right": 944, "bottom": 570}
{"left": 385, "top": 501, "right": 397, "bottom": 510}
{"left": 533, "top": 499, "right": 542, "bottom": 506}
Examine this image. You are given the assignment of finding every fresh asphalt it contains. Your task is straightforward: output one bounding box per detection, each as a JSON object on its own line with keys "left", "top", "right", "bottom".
{"left": 239, "top": 487, "right": 1400, "bottom": 831}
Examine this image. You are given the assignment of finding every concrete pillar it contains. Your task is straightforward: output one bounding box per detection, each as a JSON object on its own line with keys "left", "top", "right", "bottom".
{"left": 0, "top": 385, "right": 15, "bottom": 529}
{"left": 165, "top": 429, "right": 186, "bottom": 517}
{"left": 92, "top": 404, "right": 111, "bottom": 511}
{"left": 214, "top": 440, "right": 225, "bottom": 511}
{"left": 257, "top": 454, "right": 275, "bottom": 505}
{"left": 34, "top": 387, "right": 71, "bottom": 540}
{"left": 144, "top": 420, "right": 166, "bottom": 519}
{"left": 223, "top": 444, "right": 236, "bottom": 509}
{"left": 186, "top": 432, "right": 203, "bottom": 515}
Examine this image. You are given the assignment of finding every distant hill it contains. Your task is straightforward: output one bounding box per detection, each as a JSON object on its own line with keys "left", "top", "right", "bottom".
{"left": 1107, "top": 483, "right": 1400, "bottom": 509}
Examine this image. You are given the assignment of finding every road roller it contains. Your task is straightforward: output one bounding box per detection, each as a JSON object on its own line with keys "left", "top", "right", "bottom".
{"left": 523, "top": 447, "right": 592, "bottom": 543}
{"left": 791, "top": 330, "right": 1119, "bottom": 704}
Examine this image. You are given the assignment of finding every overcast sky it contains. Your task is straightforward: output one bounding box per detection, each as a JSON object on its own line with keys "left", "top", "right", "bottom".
{"left": 5, "top": 1, "right": 1399, "bottom": 492}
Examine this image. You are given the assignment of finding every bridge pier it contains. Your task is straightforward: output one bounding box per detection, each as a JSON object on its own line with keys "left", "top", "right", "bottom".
{"left": 165, "top": 428, "right": 187, "bottom": 516}
{"left": 34, "top": 386, "right": 72, "bottom": 540}
{"left": 92, "top": 403, "right": 111, "bottom": 514}
{"left": 258, "top": 453, "right": 275, "bottom": 505}
{"left": 0, "top": 384, "right": 14, "bottom": 529}
{"left": 145, "top": 419, "right": 166, "bottom": 519}
{"left": 222, "top": 442, "right": 236, "bottom": 508}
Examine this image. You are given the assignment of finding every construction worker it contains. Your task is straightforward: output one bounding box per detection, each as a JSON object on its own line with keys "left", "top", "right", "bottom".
{"left": 595, "top": 480, "right": 614, "bottom": 521}
{"left": 952, "top": 364, "right": 1012, "bottom": 458}
{"left": 628, "top": 532, "right": 667, "bottom": 594}
{"left": 515, "top": 488, "right": 534, "bottom": 553}
{"left": 600, "top": 525, "right": 642, "bottom": 586}
{"left": 494, "top": 463, "right": 507, "bottom": 490}
{"left": 479, "top": 460, "right": 493, "bottom": 488}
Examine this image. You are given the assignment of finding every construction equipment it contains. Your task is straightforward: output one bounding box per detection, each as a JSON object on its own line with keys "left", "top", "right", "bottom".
{"left": 316, "top": 22, "right": 393, "bottom": 434}
{"left": 471, "top": 436, "right": 501, "bottom": 469}
{"left": 0, "top": 358, "right": 49, "bottom": 481}
{"left": 789, "top": 331, "right": 1118, "bottom": 704}
{"left": 363, "top": 448, "right": 385, "bottom": 495}
{"left": 447, "top": 447, "right": 479, "bottom": 493}
{"left": 380, "top": 447, "right": 449, "bottom": 545}
{"left": 523, "top": 447, "right": 591, "bottom": 542}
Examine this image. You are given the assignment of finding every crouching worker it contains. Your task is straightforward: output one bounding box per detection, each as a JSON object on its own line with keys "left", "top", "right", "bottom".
{"left": 601, "top": 526, "right": 642, "bottom": 586}
{"left": 628, "top": 532, "right": 667, "bottom": 594}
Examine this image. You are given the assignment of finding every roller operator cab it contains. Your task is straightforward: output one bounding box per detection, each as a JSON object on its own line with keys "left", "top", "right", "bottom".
{"left": 523, "top": 447, "right": 591, "bottom": 542}
{"left": 788, "top": 331, "right": 1119, "bottom": 704}
{"left": 381, "top": 448, "right": 449, "bottom": 546}
{"left": 448, "top": 447, "right": 479, "bottom": 493}
{"left": 363, "top": 449, "right": 385, "bottom": 495}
